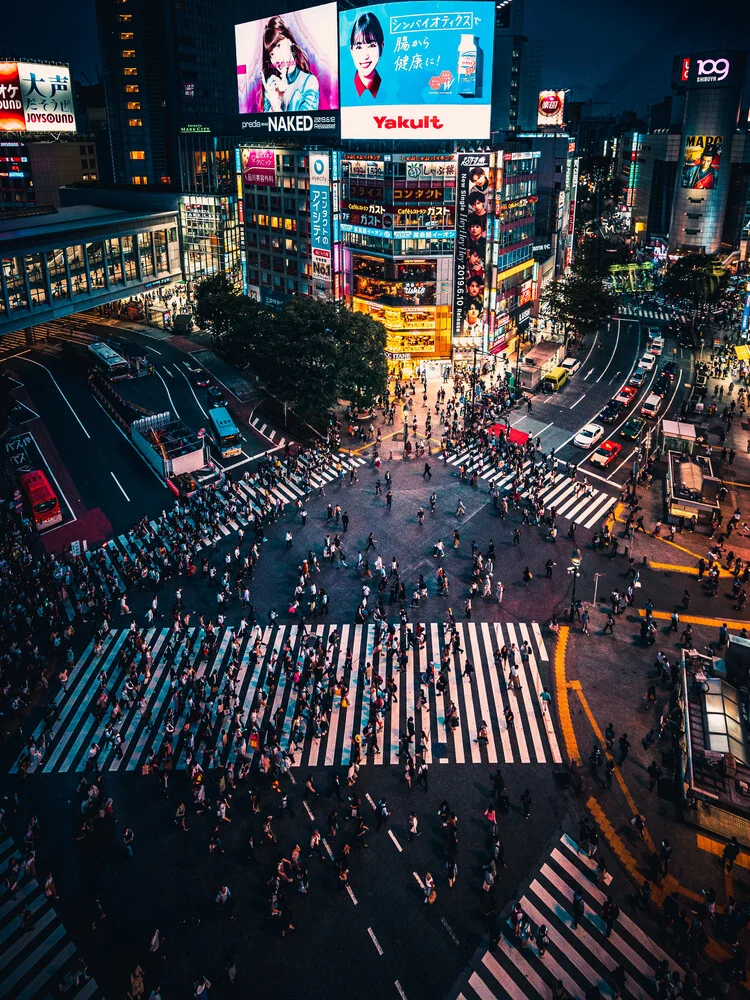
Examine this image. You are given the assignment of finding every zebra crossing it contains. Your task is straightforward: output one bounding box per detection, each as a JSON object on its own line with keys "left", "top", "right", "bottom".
{"left": 451, "top": 832, "right": 683, "bottom": 1000}
{"left": 62, "top": 449, "right": 368, "bottom": 618}
{"left": 443, "top": 450, "right": 617, "bottom": 530}
{"left": 0, "top": 838, "right": 102, "bottom": 1000}
{"left": 616, "top": 305, "right": 691, "bottom": 326}
{"left": 13, "top": 620, "right": 560, "bottom": 776}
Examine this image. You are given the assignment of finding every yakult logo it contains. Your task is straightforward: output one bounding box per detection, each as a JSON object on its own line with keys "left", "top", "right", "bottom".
{"left": 696, "top": 58, "right": 729, "bottom": 82}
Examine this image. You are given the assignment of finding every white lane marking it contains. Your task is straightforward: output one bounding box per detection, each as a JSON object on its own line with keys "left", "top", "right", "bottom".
{"left": 584, "top": 368, "right": 595, "bottom": 379}
{"left": 155, "top": 369, "right": 180, "bottom": 419}
{"left": 412, "top": 871, "right": 425, "bottom": 889}
{"left": 139, "top": 343, "right": 162, "bottom": 355}
{"left": 595, "top": 319, "right": 621, "bottom": 383}
{"left": 162, "top": 366, "right": 173, "bottom": 378}
{"left": 174, "top": 363, "right": 209, "bottom": 418}
{"left": 12, "top": 355, "right": 90, "bottom": 438}
{"left": 441, "top": 916, "right": 460, "bottom": 945}
{"left": 395, "top": 981, "right": 408, "bottom": 1000}
{"left": 607, "top": 370, "right": 621, "bottom": 385}
{"left": 569, "top": 394, "right": 585, "bottom": 409}
{"left": 388, "top": 830, "right": 403, "bottom": 853}
{"left": 367, "top": 927, "right": 384, "bottom": 956}
{"left": 0, "top": 349, "right": 31, "bottom": 363}
{"left": 303, "top": 800, "right": 315, "bottom": 821}
{"left": 110, "top": 471, "right": 131, "bottom": 501}
{"left": 347, "top": 885, "right": 358, "bottom": 905}
{"left": 365, "top": 792, "right": 376, "bottom": 810}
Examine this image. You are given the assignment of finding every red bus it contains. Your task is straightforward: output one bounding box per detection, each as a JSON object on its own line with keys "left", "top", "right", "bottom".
{"left": 19, "top": 469, "right": 63, "bottom": 529}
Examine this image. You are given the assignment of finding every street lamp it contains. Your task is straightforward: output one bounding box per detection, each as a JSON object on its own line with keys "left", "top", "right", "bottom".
{"left": 568, "top": 547, "right": 582, "bottom": 623}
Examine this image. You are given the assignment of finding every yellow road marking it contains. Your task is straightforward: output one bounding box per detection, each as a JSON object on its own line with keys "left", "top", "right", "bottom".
{"left": 696, "top": 832, "right": 750, "bottom": 870}
{"left": 553, "top": 627, "right": 580, "bottom": 766}
{"left": 637, "top": 608, "right": 750, "bottom": 629}
{"left": 647, "top": 562, "right": 700, "bottom": 575}
{"left": 574, "top": 686, "right": 655, "bottom": 854}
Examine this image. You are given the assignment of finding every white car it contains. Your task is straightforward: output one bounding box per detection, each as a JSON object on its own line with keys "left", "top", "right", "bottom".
{"left": 650, "top": 336, "right": 665, "bottom": 356}
{"left": 574, "top": 422, "right": 604, "bottom": 449}
{"left": 630, "top": 367, "right": 647, "bottom": 386}
{"left": 561, "top": 357, "right": 581, "bottom": 377}
{"left": 640, "top": 352, "right": 656, "bottom": 371}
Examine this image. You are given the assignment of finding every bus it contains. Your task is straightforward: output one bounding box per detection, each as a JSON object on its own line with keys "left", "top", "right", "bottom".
{"left": 208, "top": 407, "right": 242, "bottom": 459}
{"left": 19, "top": 469, "right": 62, "bottom": 529}
{"left": 88, "top": 341, "right": 131, "bottom": 381}
{"left": 112, "top": 341, "right": 153, "bottom": 377}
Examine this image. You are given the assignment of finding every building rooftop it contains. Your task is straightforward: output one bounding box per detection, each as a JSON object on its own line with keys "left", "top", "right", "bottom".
{"left": 0, "top": 203, "right": 176, "bottom": 245}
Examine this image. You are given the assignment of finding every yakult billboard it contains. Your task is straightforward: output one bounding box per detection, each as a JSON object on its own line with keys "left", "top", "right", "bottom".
{"left": 338, "top": 2, "right": 495, "bottom": 140}
{"left": 0, "top": 61, "right": 76, "bottom": 133}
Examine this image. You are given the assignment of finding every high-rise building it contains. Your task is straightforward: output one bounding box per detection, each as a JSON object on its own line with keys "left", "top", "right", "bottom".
{"left": 491, "top": 0, "right": 541, "bottom": 136}
{"left": 95, "top": 0, "right": 237, "bottom": 187}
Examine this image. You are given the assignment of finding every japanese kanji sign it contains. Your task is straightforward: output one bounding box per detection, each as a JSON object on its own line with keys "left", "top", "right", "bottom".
{"left": 0, "top": 62, "right": 76, "bottom": 133}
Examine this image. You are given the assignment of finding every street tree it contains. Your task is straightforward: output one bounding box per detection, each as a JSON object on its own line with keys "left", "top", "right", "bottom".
{"left": 661, "top": 253, "right": 728, "bottom": 310}
{"left": 542, "top": 270, "right": 616, "bottom": 338}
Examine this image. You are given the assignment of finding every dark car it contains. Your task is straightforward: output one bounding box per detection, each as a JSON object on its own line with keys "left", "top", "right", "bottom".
{"left": 652, "top": 375, "right": 671, "bottom": 397}
{"left": 663, "top": 361, "right": 679, "bottom": 378}
{"left": 599, "top": 400, "right": 624, "bottom": 424}
{"left": 207, "top": 385, "right": 228, "bottom": 408}
{"left": 677, "top": 329, "right": 696, "bottom": 349}
{"left": 189, "top": 365, "right": 211, "bottom": 388}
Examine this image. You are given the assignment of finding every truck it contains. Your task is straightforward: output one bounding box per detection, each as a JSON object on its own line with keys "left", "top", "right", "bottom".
{"left": 130, "top": 412, "right": 224, "bottom": 496}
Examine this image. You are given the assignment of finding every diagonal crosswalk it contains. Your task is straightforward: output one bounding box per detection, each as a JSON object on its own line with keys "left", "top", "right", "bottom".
{"left": 442, "top": 451, "right": 617, "bottom": 530}
{"left": 616, "top": 305, "right": 691, "bottom": 326}
{"left": 0, "top": 838, "right": 102, "bottom": 1000}
{"left": 62, "top": 449, "right": 368, "bottom": 618}
{"left": 12, "top": 621, "right": 560, "bottom": 776}
{"left": 451, "top": 832, "right": 683, "bottom": 1000}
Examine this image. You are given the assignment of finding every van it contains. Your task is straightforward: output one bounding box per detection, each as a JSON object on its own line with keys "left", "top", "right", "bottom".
{"left": 543, "top": 366, "right": 568, "bottom": 392}
{"left": 651, "top": 336, "right": 665, "bottom": 356}
{"left": 641, "top": 393, "right": 661, "bottom": 420}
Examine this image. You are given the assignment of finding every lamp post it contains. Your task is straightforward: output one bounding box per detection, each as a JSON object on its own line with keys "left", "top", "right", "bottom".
{"left": 568, "top": 547, "right": 582, "bottom": 623}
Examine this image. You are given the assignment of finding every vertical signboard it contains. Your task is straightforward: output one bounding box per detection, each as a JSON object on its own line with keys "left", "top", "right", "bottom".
{"left": 537, "top": 90, "right": 565, "bottom": 127}
{"left": 310, "top": 152, "right": 332, "bottom": 285}
{"left": 565, "top": 157, "right": 580, "bottom": 271}
{"left": 241, "top": 148, "right": 277, "bottom": 186}
{"left": 453, "top": 153, "right": 492, "bottom": 351}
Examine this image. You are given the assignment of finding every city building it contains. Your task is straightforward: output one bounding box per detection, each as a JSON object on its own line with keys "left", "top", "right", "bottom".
{"left": 491, "top": 0, "right": 541, "bottom": 136}
{"left": 518, "top": 131, "right": 578, "bottom": 276}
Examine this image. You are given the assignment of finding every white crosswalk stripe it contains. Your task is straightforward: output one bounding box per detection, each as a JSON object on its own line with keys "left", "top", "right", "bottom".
{"left": 450, "top": 832, "right": 683, "bottom": 1000}
{"left": 0, "top": 838, "right": 102, "bottom": 999}
{"left": 12, "top": 621, "right": 560, "bottom": 776}
{"left": 60, "top": 450, "right": 367, "bottom": 619}
{"left": 442, "top": 451, "right": 617, "bottom": 529}
{"left": 616, "top": 304, "right": 692, "bottom": 326}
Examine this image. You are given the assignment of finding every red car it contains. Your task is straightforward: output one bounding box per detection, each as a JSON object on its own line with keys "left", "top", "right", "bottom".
{"left": 614, "top": 385, "right": 638, "bottom": 407}
{"left": 589, "top": 440, "right": 622, "bottom": 467}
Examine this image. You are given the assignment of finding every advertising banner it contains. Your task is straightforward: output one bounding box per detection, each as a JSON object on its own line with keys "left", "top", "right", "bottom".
{"left": 236, "top": 3, "right": 339, "bottom": 139}
{"left": 241, "top": 148, "right": 277, "bottom": 187}
{"left": 338, "top": 1, "right": 494, "bottom": 140}
{"left": 681, "top": 135, "right": 722, "bottom": 190}
{"left": 0, "top": 62, "right": 76, "bottom": 133}
{"left": 537, "top": 90, "right": 564, "bottom": 127}
{"left": 453, "top": 153, "right": 492, "bottom": 350}
{"left": 310, "top": 152, "right": 332, "bottom": 283}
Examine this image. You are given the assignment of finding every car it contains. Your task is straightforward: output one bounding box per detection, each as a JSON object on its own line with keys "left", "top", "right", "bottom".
{"left": 652, "top": 375, "right": 670, "bottom": 397}
{"left": 614, "top": 385, "right": 638, "bottom": 407}
{"left": 574, "top": 422, "right": 604, "bottom": 449}
{"left": 677, "top": 330, "right": 696, "bottom": 349}
{"left": 663, "top": 361, "right": 679, "bottom": 378}
{"left": 647, "top": 325, "right": 660, "bottom": 341}
{"left": 589, "top": 440, "right": 623, "bottom": 467}
{"left": 620, "top": 416, "right": 646, "bottom": 440}
{"left": 650, "top": 336, "right": 665, "bottom": 356}
{"left": 560, "top": 357, "right": 581, "bottom": 377}
{"left": 630, "top": 368, "right": 647, "bottom": 387}
{"left": 640, "top": 352, "right": 656, "bottom": 371}
{"left": 190, "top": 367, "right": 211, "bottom": 387}
{"left": 207, "top": 385, "right": 228, "bottom": 408}
{"left": 599, "top": 400, "right": 624, "bottom": 424}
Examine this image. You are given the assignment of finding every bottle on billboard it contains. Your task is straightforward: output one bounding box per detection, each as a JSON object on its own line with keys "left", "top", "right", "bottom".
{"left": 457, "top": 35, "right": 477, "bottom": 96}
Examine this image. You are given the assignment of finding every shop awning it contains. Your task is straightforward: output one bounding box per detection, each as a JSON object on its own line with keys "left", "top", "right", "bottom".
{"left": 734, "top": 345, "right": 750, "bottom": 362}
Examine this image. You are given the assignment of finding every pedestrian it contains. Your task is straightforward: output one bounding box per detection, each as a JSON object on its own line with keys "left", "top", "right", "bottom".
{"left": 424, "top": 872, "right": 436, "bottom": 904}
{"left": 522, "top": 566, "right": 532, "bottom": 587}
{"left": 520, "top": 788, "right": 531, "bottom": 819}
{"left": 603, "top": 895, "right": 620, "bottom": 938}
{"left": 571, "top": 888, "right": 585, "bottom": 928}
{"left": 408, "top": 812, "right": 420, "bottom": 841}
{"left": 618, "top": 733, "right": 630, "bottom": 764}
{"left": 723, "top": 836, "right": 740, "bottom": 872}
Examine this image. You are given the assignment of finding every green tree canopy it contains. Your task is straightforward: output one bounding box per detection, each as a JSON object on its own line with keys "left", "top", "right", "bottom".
{"left": 542, "top": 270, "right": 616, "bottom": 337}
{"left": 661, "top": 253, "right": 728, "bottom": 309}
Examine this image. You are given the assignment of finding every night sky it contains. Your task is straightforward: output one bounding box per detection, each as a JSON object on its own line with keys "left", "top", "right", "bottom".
{"left": 2, "top": 0, "right": 746, "bottom": 112}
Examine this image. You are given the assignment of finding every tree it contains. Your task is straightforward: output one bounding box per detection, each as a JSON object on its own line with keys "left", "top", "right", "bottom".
{"left": 195, "top": 276, "right": 246, "bottom": 340}
{"left": 336, "top": 309, "right": 388, "bottom": 413}
{"left": 661, "top": 253, "right": 728, "bottom": 311}
{"left": 543, "top": 271, "right": 616, "bottom": 338}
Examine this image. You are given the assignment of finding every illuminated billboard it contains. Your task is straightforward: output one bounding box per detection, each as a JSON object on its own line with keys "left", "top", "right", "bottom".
{"left": 681, "top": 135, "right": 722, "bottom": 190}
{"left": 338, "top": 2, "right": 495, "bottom": 140}
{"left": 0, "top": 62, "right": 76, "bottom": 133}
{"left": 537, "top": 90, "right": 564, "bottom": 127}
{"left": 235, "top": 3, "right": 339, "bottom": 138}
{"left": 453, "top": 153, "right": 493, "bottom": 350}
{"left": 241, "top": 148, "right": 277, "bottom": 187}
{"left": 310, "top": 152, "right": 332, "bottom": 284}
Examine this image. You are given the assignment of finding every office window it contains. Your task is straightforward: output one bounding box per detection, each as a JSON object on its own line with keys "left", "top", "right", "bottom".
{"left": 124, "top": 85, "right": 139, "bottom": 93}
{"left": 131, "top": 176, "right": 147, "bottom": 185}
{"left": 127, "top": 102, "right": 141, "bottom": 110}
{"left": 128, "top": 119, "right": 143, "bottom": 127}
{"left": 119, "top": 13, "right": 133, "bottom": 21}
{"left": 120, "top": 31, "right": 134, "bottom": 40}
{"left": 121, "top": 50, "right": 136, "bottom": 58}
{"left": 123, "top": 67, "right": 138, "bottom": 76}
{"left": 129, "top": 150, "right": 145, "bottom": 160}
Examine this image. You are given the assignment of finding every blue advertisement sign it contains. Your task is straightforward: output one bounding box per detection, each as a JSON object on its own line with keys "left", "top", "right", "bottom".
{"left": 338, "top": 2, "right": 494, "bottom": 140}
{"left": 309, "top": 152, "right": 332, "bottom": 283}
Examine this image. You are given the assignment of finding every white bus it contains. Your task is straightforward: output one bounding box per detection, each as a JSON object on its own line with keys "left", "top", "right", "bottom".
{"left": 208, "top": 407, "right": 242, "bottom": 458}
{"left": 88, "top": 341, "right": 131, "bottom": 381}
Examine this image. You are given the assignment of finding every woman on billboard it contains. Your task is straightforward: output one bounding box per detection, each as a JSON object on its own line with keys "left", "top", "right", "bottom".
{"left": 349, "top": 11, "right": 385, "bottom": 99}
{"left": 261, "top": 16, "right": 320, "bottom": 113}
